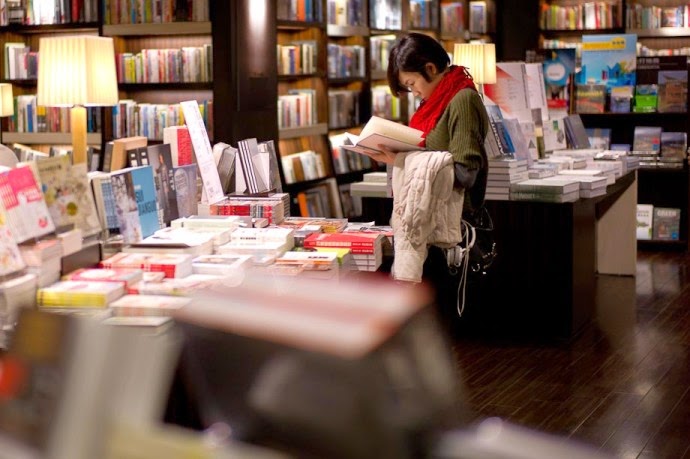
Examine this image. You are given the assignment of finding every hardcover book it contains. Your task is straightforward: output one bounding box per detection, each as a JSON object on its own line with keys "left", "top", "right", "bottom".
{"left": 342, "top": 116, "right": 424, "bottom": 154}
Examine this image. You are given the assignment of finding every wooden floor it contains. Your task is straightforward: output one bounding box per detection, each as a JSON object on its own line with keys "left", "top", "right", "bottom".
{"left": 451, "top": 249, "right": 690, "bottom": 459}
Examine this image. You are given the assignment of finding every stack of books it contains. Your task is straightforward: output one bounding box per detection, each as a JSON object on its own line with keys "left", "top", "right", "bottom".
{"left": 303, "top": 232, "right": 385, "bottom": 271}
{"left": 109, "top": 294, "right": 192, "bottom": 317}
{"left": 19, "top": 238, "right": 63, "bottom": 287}
{"left": 123, "top": 227, "right": 217, "bottom": 256}
{"left": 350, "top": 171, "right": 389, "bottom": 198}
{"left": 550, "top": 173, "right": 608, "bottom": 198}
{"left": 192, "top": 254, "right": 253, "bottom": 276}
{"left": 216, "top": 227, "right": 295, "bottom": 265}
{"left": 510, "top": 177, "right": 581, "bottom": 203}
{"left": 486, "top": 158, "right": 529, "bottom": 201}
{"left": 274, "top": 251, "right": 341, "bottom": 280}
{"left": 62, "top": 267, "right": 144, "bottom": 290}
{"left": 100, "top": 252, "right": 195, "bottom": 278}
{"left": 37, "top": 280, "right": 126, "bottom": 309}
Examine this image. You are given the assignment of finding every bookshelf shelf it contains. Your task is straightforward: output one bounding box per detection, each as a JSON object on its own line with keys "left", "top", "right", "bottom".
{"left": 2, "top": 132, "right": 102, "bottom": 145}
{"left": 102, "top": 22, "right": 212, "bottom": 36}
{"left": 117, "top": 82, "right": 213, "bottom": 91}
{"left": 638, "top": 239, "right": 688, "bottom": 250}
{"left": 0, "top": 23, "right": 100, "bottom": 33}
{"left": 277, "top": 20, "right": 325, "bottom": 30}
{"left": 627, "top": 27, "right": 690, "bottom": 38}
{"left": 279, "top": 123, "right": 329, "bottom": 140}
{"left": 327, "top": 24, "right": 370, "bottom": 37}
{"left": 329, "top": 77, "right": 368, "bottom": 85}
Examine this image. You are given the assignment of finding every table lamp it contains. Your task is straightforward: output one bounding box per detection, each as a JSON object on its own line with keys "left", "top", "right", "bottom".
{"left": 452, "top": 43, "right": 496, "bottom": 98}
{"left": 0, "top": 83, "right": 18, "bottom": 168}
{"left": 37, "top": 35, "right": 118, "bottom": 165}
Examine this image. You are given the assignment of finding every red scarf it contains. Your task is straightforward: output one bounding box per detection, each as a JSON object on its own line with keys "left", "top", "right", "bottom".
{"left": 409, "top": 65, "right": 476, "bottom": 146}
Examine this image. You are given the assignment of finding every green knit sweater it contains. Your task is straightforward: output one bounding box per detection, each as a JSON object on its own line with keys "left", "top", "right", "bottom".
{"left": 424, "top": 88, "right": 490, "bottom": 213}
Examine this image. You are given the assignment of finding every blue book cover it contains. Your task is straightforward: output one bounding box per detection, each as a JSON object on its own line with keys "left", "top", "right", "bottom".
{"left": 579, "top": 34, "right": 637, "bottom": 91}
{"left": 129, "top": 166, "right": 161, "bottom": 238}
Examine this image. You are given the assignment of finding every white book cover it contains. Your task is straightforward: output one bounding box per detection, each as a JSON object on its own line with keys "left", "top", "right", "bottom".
{"left": 483, "top": 62, "right": 530, "bottom": 119}
{"left": 636, "top": 204, "right": 653, "bottom": 240}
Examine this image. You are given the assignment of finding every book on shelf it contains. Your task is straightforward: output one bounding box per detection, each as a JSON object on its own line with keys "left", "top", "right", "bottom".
{"left": 660, "top": 132, "right": 688, "bottom": 162}
{"left": 530, "top": 48, "right": 576, "bottom": 116}
{"left": 652, "top": 207, "right": 681, "bottom": 241}
{"left": 658, "top": 69, "right": 688, "bottom": 113}
{"left": 579, "top": 34, "right": 637, "bottom": 92}
{"left": 609, "top": 85, "right": 634, "bottom": 113}
{"left": 636, "top": 56, "right": 688, "bottom": 113}
{"left": 574, "top": 83, "right": 606, "bottom": 114}
{"left": 632, "top": 126, "right": 662, "bottom": 154}
{"left": 342, "top": 116, "right": 424, "bottom": 155}
{"left": 636, "top": 204, "right": 653, "bottom": 240}
{"left": 586, "top": 128, "right": 612, "bottom": 150}
{"left": 469, "top": 0, "right": 493, "bottom": 33}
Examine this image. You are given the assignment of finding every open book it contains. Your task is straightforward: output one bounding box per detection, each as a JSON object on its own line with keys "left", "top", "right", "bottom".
{"left": 342, "top": 116, "right": 425, "bottom": 154}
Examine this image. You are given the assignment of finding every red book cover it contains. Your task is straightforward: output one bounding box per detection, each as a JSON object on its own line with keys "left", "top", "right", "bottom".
{"left": 63, "top": 268, "right": 144, "bottom": 288}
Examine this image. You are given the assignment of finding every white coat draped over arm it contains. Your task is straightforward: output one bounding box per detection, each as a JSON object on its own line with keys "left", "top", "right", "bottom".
{"left": 390, "top": 150, "right": 464, "bottom": 283}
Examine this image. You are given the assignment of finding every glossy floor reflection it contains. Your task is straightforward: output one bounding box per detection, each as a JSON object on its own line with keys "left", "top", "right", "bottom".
{"left": 452, "top": 250, "right": 690, "bottom": 459}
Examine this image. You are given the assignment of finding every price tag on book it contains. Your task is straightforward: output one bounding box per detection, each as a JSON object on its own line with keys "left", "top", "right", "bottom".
{"left": 181, "top": 100, "right": 225, "bottom": 205}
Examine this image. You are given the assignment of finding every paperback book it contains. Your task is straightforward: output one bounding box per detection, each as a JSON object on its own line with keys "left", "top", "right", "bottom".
{"left": 37, "top": 280, "right": 125, "bottom": 308}
{"left": 0, "top": 167, "right": 55, "bottom": 243}
{"left": 636, "top": 204, "right": 653, "bottom": 240}
{"left": 579, "top": 34, "right": 637, "bottom": 91}
{"left": 342, "top": 116, "right": 424, "bottom": 154}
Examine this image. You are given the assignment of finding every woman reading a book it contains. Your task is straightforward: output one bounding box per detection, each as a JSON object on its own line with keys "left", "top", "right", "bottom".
{"left": 364, "top": 32, "right": 490, "bottom": 329}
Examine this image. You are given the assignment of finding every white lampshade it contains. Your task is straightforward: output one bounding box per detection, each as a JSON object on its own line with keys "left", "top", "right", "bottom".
{"left": 37, "top": 35, "right": 118, "bottom": 107}
{"left": 453, "top": 43, "right": 497, "bottom": 85}
{"left": 0, "top": 84, "right": 13, "bottom": 117}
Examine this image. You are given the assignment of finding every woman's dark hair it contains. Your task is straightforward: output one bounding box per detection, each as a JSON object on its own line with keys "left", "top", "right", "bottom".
{"left": 387, "top": 32, "right": 450, "bottom": 96}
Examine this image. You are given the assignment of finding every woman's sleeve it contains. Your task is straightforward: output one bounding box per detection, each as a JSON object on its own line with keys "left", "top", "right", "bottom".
{"left": 445, "top": 89, "right": 489, "bottom": 188}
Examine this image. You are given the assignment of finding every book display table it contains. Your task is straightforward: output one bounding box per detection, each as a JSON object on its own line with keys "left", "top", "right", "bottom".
{"left": 357, "top": 171, "right": 637, "bottom": 342}
{"left": 476, "top": 171, "right": 637, "bottom": 342}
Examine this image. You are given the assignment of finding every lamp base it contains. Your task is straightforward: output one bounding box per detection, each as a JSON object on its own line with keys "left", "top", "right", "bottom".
{"left": 71, "top": 105, "right": 87, "bottom": 165}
